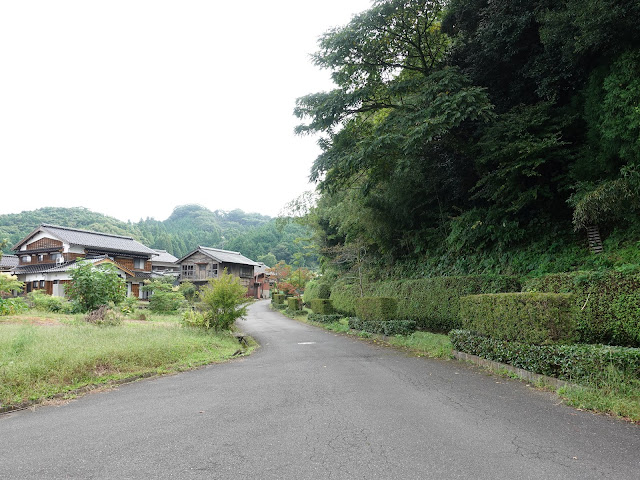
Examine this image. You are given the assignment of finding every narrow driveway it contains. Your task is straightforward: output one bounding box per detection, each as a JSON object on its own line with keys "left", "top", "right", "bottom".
{"left": 1, "top": 300, "right": 638, "bottom": 479}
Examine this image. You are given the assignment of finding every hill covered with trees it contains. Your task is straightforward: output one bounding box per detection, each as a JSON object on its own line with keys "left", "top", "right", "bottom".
{"left": 294, "top": 0, "right": 640, "bottom": 278}
{"left": 0, "top": 205, "right": 314, "bottom": 266}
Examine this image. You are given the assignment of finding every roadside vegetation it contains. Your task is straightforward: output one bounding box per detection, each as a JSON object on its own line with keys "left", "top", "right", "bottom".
{"left": 0, "top": 266, "right": 254, "bottom": 411}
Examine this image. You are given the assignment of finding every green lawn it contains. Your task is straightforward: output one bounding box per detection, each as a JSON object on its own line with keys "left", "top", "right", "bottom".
{"left": 0, "top": 312, "right": 246, "bottom": 408}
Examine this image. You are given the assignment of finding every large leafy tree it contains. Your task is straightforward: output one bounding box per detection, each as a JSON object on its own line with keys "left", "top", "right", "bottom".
{"left": 295, "top": 0, "right": 493, "bottom": 258}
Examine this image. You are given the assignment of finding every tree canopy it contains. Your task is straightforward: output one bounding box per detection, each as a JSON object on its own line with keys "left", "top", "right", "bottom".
{"left": 296, "top": 0, "right": 640, "bottom": 277}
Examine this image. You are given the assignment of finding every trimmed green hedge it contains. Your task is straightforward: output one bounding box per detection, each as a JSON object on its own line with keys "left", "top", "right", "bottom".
{"left": 450, "top": 330, "right": 640, "bottom": 386}
{"left": 308, "top": 313, "right": 343, "bottom": 324}
{"left": 303, "top": 280, "right": 332, "bottom": 303}
{"left": 272, "top": 293, "right": 286, "bottom": 305}
{"left": 310, "top": 298, "right": 334, "bottom": 315}
{"left": 331, "top": 275, "right": 521, "bottom": 332}
{"left": 272, "top": 302, "right": 287, "bottom": 310}
{"left": 287, "top": 297, "right": 302, "bottom": 311}
{"left": 524, "top": 271, "right": 640, "bottom": 347}
{"left": 355, "top": 297, "right": 397, "bottom": 321}
{"left": 460, "top": 292, "right": 576, "bottom": 344}
{"left": 348, "top": 317, "right": 417, "bottom": 336}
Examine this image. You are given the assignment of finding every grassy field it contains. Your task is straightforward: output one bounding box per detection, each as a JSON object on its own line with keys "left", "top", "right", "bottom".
{"left": 0, "top": 311, "right": 248, "bottom": 409}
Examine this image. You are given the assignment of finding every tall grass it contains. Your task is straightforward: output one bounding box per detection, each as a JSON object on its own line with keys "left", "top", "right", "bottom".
{"left": 0, "top": 322, "right": 241, "bottom": 407}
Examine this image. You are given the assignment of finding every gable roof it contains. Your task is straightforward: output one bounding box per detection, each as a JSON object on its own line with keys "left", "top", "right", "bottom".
{"left": 13, "top": 224, "right": 156, "bottom": 257}
{"left": 152, "top": 249, "right": 179, "bottom": 264}
{"left": 178, "top": 246, "right": 258, "bottom": 266}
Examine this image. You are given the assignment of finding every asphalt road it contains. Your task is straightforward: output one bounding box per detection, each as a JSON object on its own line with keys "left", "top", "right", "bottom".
{"left": 1, "top": 300, "right": 638, "bottom": 479}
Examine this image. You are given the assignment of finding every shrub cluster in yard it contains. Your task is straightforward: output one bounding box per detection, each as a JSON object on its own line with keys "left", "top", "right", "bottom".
{"left": 459, "top": 292, "right": 576, "bottom": 344}
{"left": 524, "top": 270, "right": 640, "bottom": 347}
{"left": 27, "top": 291, "right": 73, "bottom": 313}
{"left": 331, "top": 275, "right": 521, "bottom": 332}
{"left": 348, "top": 317, "right": 417, "bottom": 336}
{"left": 450, "top": 330, "right": 640, "bottom": 386}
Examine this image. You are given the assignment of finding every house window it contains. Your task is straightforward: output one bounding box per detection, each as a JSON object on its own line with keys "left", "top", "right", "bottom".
{"left": 240, "top": 266, "right": 253, "bottom": 278}
{"left": 50, "top": 253, "right": 62, "bottom": 262}
{"left": 33, "top": 281, "right": 38, "bottom": 288}
{"left": 134, "top": 258, "right": 145, "bottom": 269}
{"left": 182, "top": 265, "right": 194, "bottom": 277}
{"left": 40, "top": 280, "right": 45, "bottom": 288}
{"left": 38, "top": 254, "right": 45, "bottom": 262}
{"left": 22, "top": 255, "right": 32, "bottom": 263}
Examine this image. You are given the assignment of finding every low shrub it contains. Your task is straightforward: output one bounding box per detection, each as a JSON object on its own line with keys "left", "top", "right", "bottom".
{"left": 348, "top": 317, "right": 417, "bottom": 336}
{"left": 0, "top": 297, "right": 28, "bottom": 316}
{"left": 331, "top": 275, "right": 521, "bottom": 333}
{"left": 148, "top": 290, "right": 187, "bottom": 314}
{"left": 182, "top": 309, "right": 207, "bottom": 328}
{"left": 459, "top": 292, "right": 576, "bottom": 344}
{"left": 355, "top": 297, "right": 397, "bottom": 321}
{"left": 26, "top": 291, "right": 72, "bottom": 313}
{"left": 285, "top": 308, "right": 308, "bottom": 317}
{"left": 450, "top": 329, "right": 640, "bottom": 386}
{"left": 524, "top": 270, "right": 640, "bottom": 347}
{"left": 272, "top": 294, "right": 286, "bottom": 305}
{"left": 310, "top": 298, "right": 334, "bottom": 315}
{"left": 85, "top": 305, "right": 123, "bottom": 326}
{"left": 120, "top": 296, "right": 138, "bottom": 315}
{"left": 287, "top": 297, "right": 302, "bottom": 311}
{"left": 272, "top": 303, "right": 287, "bottom": 310}
{"left": 308, "top": 313, "right": 343, "bottom": 324}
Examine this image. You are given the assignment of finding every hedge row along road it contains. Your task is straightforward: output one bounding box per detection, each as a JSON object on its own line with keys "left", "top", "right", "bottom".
{"left": 1, "top": 300, "right": 638, "bottom": 479}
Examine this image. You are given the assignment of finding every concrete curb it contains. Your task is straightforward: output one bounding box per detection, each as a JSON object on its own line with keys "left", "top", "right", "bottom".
{"left": 452, "top": 350, "right": 578, "bottom": 389}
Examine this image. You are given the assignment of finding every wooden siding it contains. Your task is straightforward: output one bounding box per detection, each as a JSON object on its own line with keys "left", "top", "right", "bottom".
{"left": 26, "top": 238, "right": 63, "bottom": 251}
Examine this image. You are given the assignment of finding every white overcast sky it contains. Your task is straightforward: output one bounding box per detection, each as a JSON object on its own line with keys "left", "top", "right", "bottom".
{"left": 0, "top": 1, "right": 372, "bottom": 222}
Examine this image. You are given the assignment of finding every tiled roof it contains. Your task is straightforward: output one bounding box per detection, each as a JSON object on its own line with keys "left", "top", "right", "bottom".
{"left": 198, "top": 246, "right": 259, "bottom": 266}
{"left": 0, "top": 254, "right": 19, "bottom": 268}
{"left": 178, "top": 246, "right": 258, "bottom": 266}
{"left": 152, "top": 249, "right": 179, "bottom": 264}
{"left": 14, "top": 224, "right": 156, "bottom": 256}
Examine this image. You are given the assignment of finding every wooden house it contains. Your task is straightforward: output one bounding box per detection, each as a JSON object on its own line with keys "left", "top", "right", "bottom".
{"left": 12, "top": 223, "right": 157, "bottom": 298}
{"left": 177, "top": 246, "right": 258, "bottom": 293}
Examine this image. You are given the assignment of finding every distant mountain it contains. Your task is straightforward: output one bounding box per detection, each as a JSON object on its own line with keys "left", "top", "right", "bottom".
{"left": 0, "top": 205, "right": 315, "bottom": 266}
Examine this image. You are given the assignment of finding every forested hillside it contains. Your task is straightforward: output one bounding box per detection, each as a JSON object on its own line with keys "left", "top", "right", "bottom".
{"left": 295, "top": 0, "right": 640, "bottom": 278}
{"left": 0, "top": 205, "right": 314, "bottom": 266}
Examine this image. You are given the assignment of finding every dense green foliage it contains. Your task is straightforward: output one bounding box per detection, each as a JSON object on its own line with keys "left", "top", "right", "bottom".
{"left": 524, "top": 270, "right": 640, "bottom": 347}
{"left": 296, "top": 0, "right": 640, "bottom": 277}
{"left": 287, "top": 297, "right": 302, "bottom": 311}
{"left": 331, "top": 275, "right": 520, "bottom": 332}
{"left": 66, "top": 261, "right": 126, "bottom": 313}
{"left": 355, "top": 297, "right": 398, "bottom": 321}
{"left": 450, "top": 330, "right": 640, "bottom": 387}
{"left": 302, "top": 279, "right": 331, "bottom": 303}
{"left": 26, "top": 291, "right": 72, "bottom": 313}
{"left": 0, "top": 205, "right": 316, "bottom": 266}
{"left": 195, "top": 271, "right": 251, "bottom": 331}
{"left": 143, "top": 279, "right": 187, "bottom": 314}
{"left": 459, "top": 293, "right": 576, "bottom": 344}
{"left": 310, "top": 298, "right": 334, "bottom": 315}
